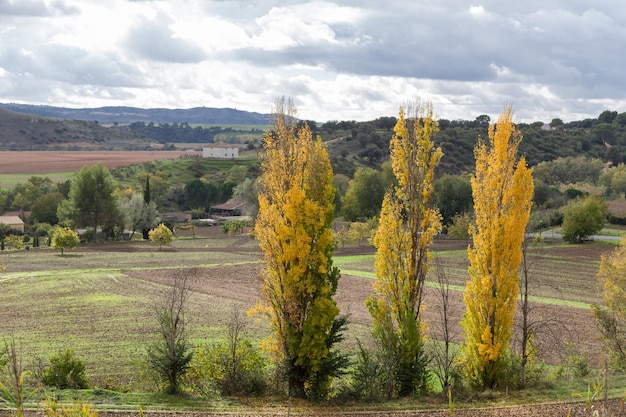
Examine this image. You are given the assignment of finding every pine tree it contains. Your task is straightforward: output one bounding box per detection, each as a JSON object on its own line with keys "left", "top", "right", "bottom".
{"left": 461, "top": 106, "right": 534, "bottom": 389}
{"left": 251, "top": 98, "right": 341, "bottom": 398}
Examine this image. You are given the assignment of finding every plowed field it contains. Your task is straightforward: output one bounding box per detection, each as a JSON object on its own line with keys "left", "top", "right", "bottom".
{"left": 0, "top": 150, "right": 201, "bottom": 174}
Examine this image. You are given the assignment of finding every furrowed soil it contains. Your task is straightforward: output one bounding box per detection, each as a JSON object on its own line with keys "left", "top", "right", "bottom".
{"left": 0, "top": 150, "right": 201, "bottom": 174}
{"left": 0, "top": 227, "right": 621, "bottom": 416}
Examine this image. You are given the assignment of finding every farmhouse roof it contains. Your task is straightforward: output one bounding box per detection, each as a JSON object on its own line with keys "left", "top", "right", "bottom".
{"left": 203, "top": 143, "right": 240, "bottom": 149}
{"left": 0, "top": 215, "right": 24, "bottom": 226}
{"left": 211, "top": 200, "right": 246, "bottom": 211}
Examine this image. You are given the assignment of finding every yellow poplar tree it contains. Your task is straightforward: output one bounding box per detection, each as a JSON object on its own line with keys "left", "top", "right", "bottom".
{"left": 461, "top": 106, "right": 534, "bottom": 389}
{"left": 367, "top": 102, "right": 442, "bottom": 397}
{"left": 251, "top": 98, "right": 340, "bottom": 398}
{"left": 593, "top": 236, "right": 626, "bottom": 365}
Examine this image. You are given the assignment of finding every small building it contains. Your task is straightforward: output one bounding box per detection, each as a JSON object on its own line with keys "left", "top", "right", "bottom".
{"left": 0, "top": 215, "right": 25, "bottom": 233}
{"left": 210, "top": 201, "right": 246, "bottom": 218}
{"left": 202, "top": 144, "right": 239, "bottom": 159}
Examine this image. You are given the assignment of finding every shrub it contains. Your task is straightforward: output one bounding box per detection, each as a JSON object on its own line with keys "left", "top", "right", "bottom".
{"left": 343, "top": 341, "right": 386, "bottom": 402}
{"left": 42, "top": 349, "right": 89, "bottom": 389}
{"left": 5, "top": 235, "right": 23, "bottom": 250}
{"left": 187, "top": 339, "right": 267, "bottom": 397}
{"left": 220, "top": 220, "right": 250, "bottom": 235}
{"left": 43, "top": 396, "right": 97, "bottom": 417}
{"left": 186, "top": 310, "right": 268, "bottom": 397}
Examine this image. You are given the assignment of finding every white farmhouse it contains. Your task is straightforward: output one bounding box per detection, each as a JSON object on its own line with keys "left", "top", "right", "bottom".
{"left": 202, "top": 144, "right": 239, "bottom": 159}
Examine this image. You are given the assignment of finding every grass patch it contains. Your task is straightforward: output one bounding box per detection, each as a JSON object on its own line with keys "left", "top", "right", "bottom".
{"left": 0, "top": 172, "right": 74, "bottom": 188}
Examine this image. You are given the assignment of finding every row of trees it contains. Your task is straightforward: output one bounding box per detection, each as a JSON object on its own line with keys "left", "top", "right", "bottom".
{"left": 250, "top": 98, "right": 537, "bottom": 400}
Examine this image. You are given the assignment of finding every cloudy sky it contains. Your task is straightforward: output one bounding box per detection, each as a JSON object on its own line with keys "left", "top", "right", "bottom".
{"left": 1, "top": 0, "right": 624, "bottom": 123}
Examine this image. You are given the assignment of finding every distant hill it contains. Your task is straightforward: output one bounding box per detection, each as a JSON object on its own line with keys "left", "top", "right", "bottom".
{"left": 0, "top": 108, "right": 157, "bottom": 150}
{"left": 3, "top": 103, "right": 626, "bottom": 178}
{"left": 0, "top": 103, "right": 271, "bottom": 125}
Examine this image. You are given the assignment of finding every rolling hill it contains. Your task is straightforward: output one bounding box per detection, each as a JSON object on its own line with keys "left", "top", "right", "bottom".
{"left": 0, "top": 103, "right": 271, "bottom": 125}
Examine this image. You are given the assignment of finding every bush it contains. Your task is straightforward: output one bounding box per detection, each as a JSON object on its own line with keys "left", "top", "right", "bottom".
{"left": 186, "top": 310, "right": 267, "bottom": 397}
{"left": 4, "top": 235, "right": 23, "bottom": 250}
{"left": 187, "top": 339, "right": 267, "bottom": 397}
{"left": 343, "top": 342, "right": 386, "bottom": 402}
{"left": 42, "top": 349, "right": 89, "bottom": 389}
{"left": 43, "top": 396, "right": 97, "bottom": 417}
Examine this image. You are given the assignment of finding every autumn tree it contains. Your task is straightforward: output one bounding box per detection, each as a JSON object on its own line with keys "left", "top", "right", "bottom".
{"left": 366, "top": 102, "right": 442, "bottom": 397}
{"left": 51, "top": 227, "right": 80, "bottom": 255}
{"left": 593, "top": 236, "right": 626, "bottom": 366}
{"left": 251, "top": 98, "right": 344, "bottom": 399}
{"left": 149, "top": 223, "right": 173, "bottom": 249}
{"left": 461, "top": 106, "right": 534, "bottom": 390}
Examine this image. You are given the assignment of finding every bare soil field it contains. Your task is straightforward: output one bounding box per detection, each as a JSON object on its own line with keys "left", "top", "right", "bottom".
{"left": 0, "top": 228, "right": 621, "bottom": 416}
{"left": 0, "top": 150, "right": 201, "bottom": 174}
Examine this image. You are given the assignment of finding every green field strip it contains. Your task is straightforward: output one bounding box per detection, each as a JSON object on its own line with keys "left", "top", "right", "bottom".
{"left": 0, "top": 260, "right": 262, "bottom": 282}
{"left": 339, "top": 268, "right": 592, "bottom": 310}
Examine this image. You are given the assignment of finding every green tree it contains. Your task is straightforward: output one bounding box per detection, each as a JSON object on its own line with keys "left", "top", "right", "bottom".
{"left": 137, "top": 171, "right": 170, "bottom": 206}
{"left": 185, "top": 178, "right": 216, "bottom": 209}
{"left": 533, "top": 156, "right": 604, "bottom": 186}
{"left": 148, "top": 268, "right": 194, "bottom": 394}
{"left": 117, "top": 192, "right": 158, "bottom": 240}
{"left": 9, "top": 176, "right": 54, "bottom": 211}
{"left": 461, "top": 106, "right": 534, "bottom": 390}
{"left": 250, "top": 98, "right": 343, "bottom": 399}
{"left": 42, "top": 349, "right": 88, "bottom": 389}
{"left": 58, "top": 163, "right": 120, "bottom": 237}
{"left": 600, "top": 163, "right": 626, "bottom": 197}
{"left": 51, "top": 227, "right": 80, "bottom": 255}
{"left": 560, "top": 195, "right": 607, "bottom": 243}
{"left": 367, "top": 101, "right": 442, "bottom": 397}
{"left": 31, "top": 192, "right": 65, "bottom": 225}
{"left": 433, "top": 174, "right": 473, "bottom": 226}
{"left": 446, "top": 212, "right": 473, "bottom": 239}
{"left": 341, "top": 167, "right": 388, "bottom": 221}
{"left": 231, "top": 178, "right": 259, "bottom": 218}
{"left": 149, "top": 223, "right": 173, "bottom": 249}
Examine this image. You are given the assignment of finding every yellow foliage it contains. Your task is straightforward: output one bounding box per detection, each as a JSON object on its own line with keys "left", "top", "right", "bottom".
{"left": 598, "top": 236, "right": 626, "bottom": 316}
{"left": 251, "top": 98, "right": 339, "bottom": 391}
{"left": 370, "top": 102, "right": 442, "bottom": 324}
{"left": 461, "top": 106, "right": 534, "bottom": 389}
{"left": 368, "top": 101, "right": 442, "bottom": 395}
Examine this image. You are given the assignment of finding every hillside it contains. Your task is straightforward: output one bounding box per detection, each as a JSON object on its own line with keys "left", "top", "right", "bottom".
{"left": 2, "top": 104, "right": 626, "bottom": 175}
{"left": 0, "top": 103, "right": 271, "bottom": 125}
{"left": 0, "top": 108, "right": 158, "bottom": 150}
{"left": 319, "top": 110, "right": 626, "bottom": 176}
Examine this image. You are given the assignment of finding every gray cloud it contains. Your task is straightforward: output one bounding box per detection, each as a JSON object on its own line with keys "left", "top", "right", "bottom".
{"left": 0, "top": 0, "right": 625, "bottom": 122}
{"left": 124, "top": 15, "right": 207, "bottom": 63}
{"left": 0, "top": 0, "right": 49, "bottom": 16}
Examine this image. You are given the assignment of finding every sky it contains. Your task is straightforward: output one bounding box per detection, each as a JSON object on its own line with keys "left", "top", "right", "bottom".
{"left": 1, "top": 0, "right": 625, "bottom": 123}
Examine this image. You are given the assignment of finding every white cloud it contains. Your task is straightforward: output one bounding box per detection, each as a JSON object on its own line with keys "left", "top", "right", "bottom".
{"left": 0, "top": 0, "right": 624, "bottom": 123}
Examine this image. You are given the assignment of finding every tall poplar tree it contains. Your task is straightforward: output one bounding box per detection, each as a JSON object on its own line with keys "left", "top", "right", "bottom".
{"left": 251, "top": 98, "right": 341, "bottom": 398}
{"left": 367, "top": 102, "right": 442, "bottom": 397}
{"left": 461, "top": 106, "right": 534, "bottom": 389}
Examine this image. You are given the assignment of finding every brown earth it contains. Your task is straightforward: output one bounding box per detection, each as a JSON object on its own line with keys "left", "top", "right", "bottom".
{"left": 0, "top": 150, "right": 201, "bottom": 174}
{"left": 1, "top": 228, "right": 619, "bottom": 416}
